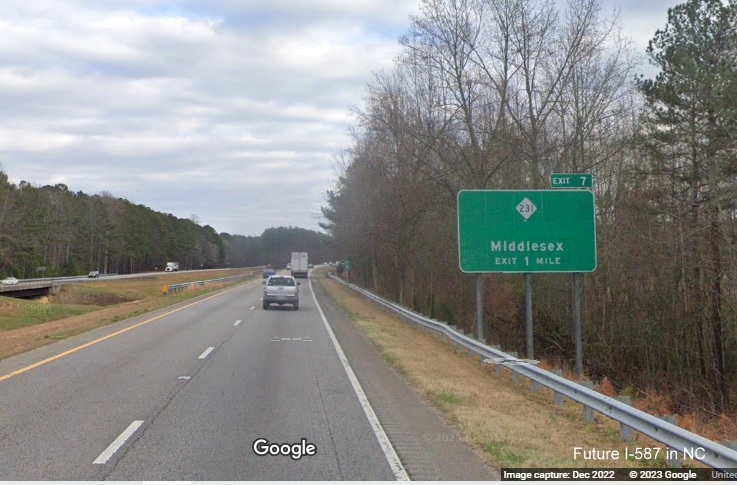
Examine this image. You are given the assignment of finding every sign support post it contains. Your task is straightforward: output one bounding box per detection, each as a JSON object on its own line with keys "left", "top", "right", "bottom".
{"left": 549, "top": 174, "right": 593, "bottom": 378}
{"left": 476, "top": 274, "right": 483, "bottom": 342}
{"left": 573, "top": 273, "right": 583, "bottom": 377}
{"left": 525, "top": 273, "right": 533, "bottom": 359}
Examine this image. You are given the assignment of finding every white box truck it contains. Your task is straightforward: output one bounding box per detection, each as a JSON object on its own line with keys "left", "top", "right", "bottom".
{"left": 165, "top": 262, "right": 179, "bottom": 272}
{"left": 290, "top": 252, "right": 309, "bottom": 278}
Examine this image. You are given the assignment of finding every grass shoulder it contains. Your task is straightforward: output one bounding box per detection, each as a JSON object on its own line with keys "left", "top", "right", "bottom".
{"left": 0, "top": 269, "right": 259, "bottom": 360}
{"left": 316, "top": 275, "right": 691, "bottom": 470}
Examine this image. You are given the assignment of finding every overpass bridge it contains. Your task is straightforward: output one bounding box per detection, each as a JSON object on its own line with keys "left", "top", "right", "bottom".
{"left": 0, "top": 281, "right": 59, "bottom": 298}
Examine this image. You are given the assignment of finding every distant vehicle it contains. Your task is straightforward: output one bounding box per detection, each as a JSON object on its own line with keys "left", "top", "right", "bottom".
{"left": 290, "top": 252, "right": 309, "bottom": 278}
{"left": 263, "top": 268, "right": 276, "bottom": 279}
{"left": 307, "top": 263, "right": 314, "bottom": 269}
{"left": 263, "top": 275, "right": 300, "bottom": 310}
{"left": 1, "top": 276, "right": 19, "bottom": 285}
{"left": 88, "top": 271, "right": 100, "bottom": 278}
{"left": 165, "top": 262, "right": 179, "bottom": 272}
{"left": 286, "top": 263, "right": 291, "bottom": 270}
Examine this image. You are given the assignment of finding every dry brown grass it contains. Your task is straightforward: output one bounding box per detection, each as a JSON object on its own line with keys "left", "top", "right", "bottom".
{"left": 319, "top": 277, "right": 705, "bottom": 469}
{"left": 0, "top": 269, "right": 259, "bottom": 360}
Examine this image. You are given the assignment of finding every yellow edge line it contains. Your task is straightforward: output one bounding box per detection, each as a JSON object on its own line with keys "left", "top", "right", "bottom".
{"left": 0, "top": 284, "right": 240, "bottom": 384}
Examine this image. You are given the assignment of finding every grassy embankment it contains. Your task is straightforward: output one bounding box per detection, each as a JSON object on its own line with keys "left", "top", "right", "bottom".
{"left": 314, "top": 270, "right": 706, "bottom": 470}
{"left": 0, "top": 268, "right": 259, "bottom": 359}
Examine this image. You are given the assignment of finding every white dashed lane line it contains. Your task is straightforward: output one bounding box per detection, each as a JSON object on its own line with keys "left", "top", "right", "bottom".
{"left": 234, "top": 319, "right": 242, "bottom": 326}
{"left": 198, "top": 347, "right": 215, "bottom": 359}
{"left": 93, "top": 420, "right": 144, "bottom": 464}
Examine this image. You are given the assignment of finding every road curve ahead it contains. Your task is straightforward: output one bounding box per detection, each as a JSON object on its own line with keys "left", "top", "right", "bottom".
{"left": 0, "top": 274, "right": 494, "bottom": 481}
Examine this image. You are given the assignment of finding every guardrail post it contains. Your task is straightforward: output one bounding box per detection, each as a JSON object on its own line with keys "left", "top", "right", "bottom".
{"left": 466, "top": 335, "right": 475, "bottom": 357}
{"left": 582, "top": 382, "right": 595, "bottom": 422}
{"left": 616, "top": 396, "right": 634, "bottom": 442}
{"left": 660, "top": 415, "right": 681, "bottom": 468}
{"left": 553, "top": 369, "right": 565, "bottom": 406}
{"left": 448, "top": 326, "right": 461, "bottom": 349}
{"left": 721, "top": 440, "right": 737, "bottom": 451}
{"left": 507, "top": 352, "right": 519, "bottom": 384}
{"left": 530, "top": 362, "right": 540, "bottom": 392}
{"left": 492, "top": 345, "right": 502, "bottom": 373}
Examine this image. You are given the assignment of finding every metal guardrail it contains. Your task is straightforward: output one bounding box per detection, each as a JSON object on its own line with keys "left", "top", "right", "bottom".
{"left": 0, "top": 280, "right": 53, "bottom": 288}
{"left": 0, "top": 280, "right": 55, "bottom": 294}
{"left": 328, "top": 274, "right": 737, "bottom": 471}
{"left": 21, "top": 276, "right": 80, "bottom": 283}
{"left": 16, "top": 267, "right": 262, "bottom": 284}
{"left": 163, "top": 274, "right": 253, "bottom": 294}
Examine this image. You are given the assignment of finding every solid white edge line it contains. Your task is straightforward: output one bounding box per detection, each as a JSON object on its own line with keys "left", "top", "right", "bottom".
{"left": 93, "top": 420, "right": 144, "bottom": 464}
{"left": 308, "top": 277, "right": 409, "bottom": 481}
{"left": 199, "top": 346, "right": 215, "bottom": 359}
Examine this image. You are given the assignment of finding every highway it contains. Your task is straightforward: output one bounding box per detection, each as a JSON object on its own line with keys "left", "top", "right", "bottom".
{"left": 8, "top": 267, "right": 247, "bottom": 285}
{"left": 0, "top": 268, "right": 245, "bottom": 297}
{"left": 0, "top": 274, "right": 493, "bottom": 480}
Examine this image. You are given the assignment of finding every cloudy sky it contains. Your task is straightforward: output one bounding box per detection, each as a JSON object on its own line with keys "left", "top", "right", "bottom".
{"left": 0, "top": 0, "right": 680, "bottom": 237}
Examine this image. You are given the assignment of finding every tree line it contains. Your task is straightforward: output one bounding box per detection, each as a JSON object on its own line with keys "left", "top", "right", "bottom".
{"left": 0, "top": 170, "right": 332, "bottom": 277}
{"left": 321, "top": 0, "right": 737, "bottom": 414}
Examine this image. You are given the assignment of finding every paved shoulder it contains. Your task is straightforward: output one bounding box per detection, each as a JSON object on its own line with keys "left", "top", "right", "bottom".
{"left": 311, "top": 277, "right": 499, "bottom": 481}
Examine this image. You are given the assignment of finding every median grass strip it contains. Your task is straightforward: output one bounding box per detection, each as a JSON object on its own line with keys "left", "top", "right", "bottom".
{"left": 318, "top": 276, "right": 696, "bottom": 469}
{"left": 0, "top": 269, "right": 258, "bottom": 360}
{"left": 0, "top": 296, "right": 93, "bottom": 332}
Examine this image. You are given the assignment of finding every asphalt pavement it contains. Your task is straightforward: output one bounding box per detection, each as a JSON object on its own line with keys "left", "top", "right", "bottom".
{"left": 0, "top": 273, "right": 495, "bottom": 480}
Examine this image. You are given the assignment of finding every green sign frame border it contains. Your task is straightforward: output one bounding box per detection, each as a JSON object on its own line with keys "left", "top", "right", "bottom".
{"left": 456, "top": 189, "right": 598, "bottom": 274}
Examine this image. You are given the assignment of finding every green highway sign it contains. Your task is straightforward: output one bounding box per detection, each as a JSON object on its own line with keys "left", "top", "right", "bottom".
{"left": 550, "top": 173, "right": 593, "bottom": 189}
{"left": 457, "top": 190, "right": 597, "bottom": 273}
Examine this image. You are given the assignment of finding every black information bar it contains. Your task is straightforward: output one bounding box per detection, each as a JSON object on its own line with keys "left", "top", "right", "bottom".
{"left": 501, "top": 468, "right": 732, "bottom": 481}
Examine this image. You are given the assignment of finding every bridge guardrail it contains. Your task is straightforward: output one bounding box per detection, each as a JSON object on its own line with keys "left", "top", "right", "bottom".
{"left": 163, "top": 274, "right": 253, "bottom": 295}
{"left": 327, "top": 274, "right": 737, "bottom": 471}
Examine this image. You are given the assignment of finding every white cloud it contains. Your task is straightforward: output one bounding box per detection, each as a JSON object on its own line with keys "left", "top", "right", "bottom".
{"left": 0, "top": 0, "right": 680, "bottom": 236}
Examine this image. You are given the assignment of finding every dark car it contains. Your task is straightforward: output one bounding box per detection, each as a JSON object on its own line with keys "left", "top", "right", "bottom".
{"left": 263, "top": 269, "right": 276, "bottom": 279}
{"left": 88, "top": 271, "right": 100, "bottom": 278}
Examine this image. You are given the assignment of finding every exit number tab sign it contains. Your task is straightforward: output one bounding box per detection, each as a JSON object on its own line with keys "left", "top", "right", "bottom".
{"left": 550, "top": 173, "right": 593, "bottom": 189}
